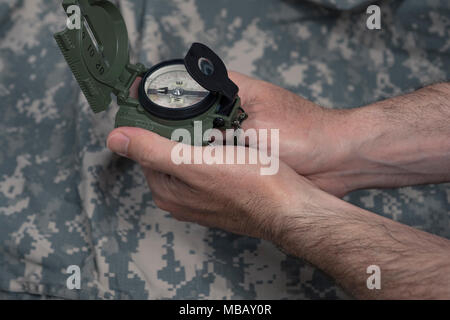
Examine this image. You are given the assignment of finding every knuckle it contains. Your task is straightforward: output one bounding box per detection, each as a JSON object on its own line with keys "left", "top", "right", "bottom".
{"left": 170, "top": 211, "right": 185, "bottom": 222}
{"left": 150, "top": 188, "right": 163, "bottom": 201}
{"left": 171, "top": 210, "right": 195, "bottom": 223}
{"left": 165, "top": 176, "right": 186, "bottom": 198}
{"left": 153, "top": 197, "right": 169, "bottom": 211}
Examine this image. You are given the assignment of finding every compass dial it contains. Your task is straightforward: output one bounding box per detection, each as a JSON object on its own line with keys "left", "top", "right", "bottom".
{"left": 144, "top": 63, "right": 209, "bottom": 109}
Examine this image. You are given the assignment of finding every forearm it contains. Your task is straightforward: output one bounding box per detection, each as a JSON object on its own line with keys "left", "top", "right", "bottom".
{"left": 278, "top": 189, "right": 450, "bottom": 299}
{"left": 332, "top": 82, "right": 450, "bottom": 191}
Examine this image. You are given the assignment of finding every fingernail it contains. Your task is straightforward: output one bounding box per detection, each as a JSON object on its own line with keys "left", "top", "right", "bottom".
{"left": 107, "top": 133, "right": 130, "bottom": 157}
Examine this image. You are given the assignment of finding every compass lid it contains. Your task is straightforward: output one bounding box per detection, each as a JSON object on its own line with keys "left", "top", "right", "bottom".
{"left": 184, "top": 43, "right": 239, "bottom": 103}
{"left": 54, "top": 0, "right": 143, "bottom": 113}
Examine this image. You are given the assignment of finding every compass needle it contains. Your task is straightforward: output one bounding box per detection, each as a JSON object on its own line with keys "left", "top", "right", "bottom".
{"left": 143, "top": 63, "right": 209, "bottom": 109}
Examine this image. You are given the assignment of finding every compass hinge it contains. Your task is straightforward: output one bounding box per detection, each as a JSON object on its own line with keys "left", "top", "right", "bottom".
{"left": 114, "top": 63, "right": 147, "bottom": 100}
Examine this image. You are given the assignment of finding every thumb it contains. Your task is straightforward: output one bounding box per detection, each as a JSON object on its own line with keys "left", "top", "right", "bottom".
{"left": 107, "top": 127, "right": 182, "bottom": 176}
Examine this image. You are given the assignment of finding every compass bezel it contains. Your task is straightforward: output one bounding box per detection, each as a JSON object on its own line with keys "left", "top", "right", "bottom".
{"left": 138, "top": 59, "right": 217, "bottom": 121}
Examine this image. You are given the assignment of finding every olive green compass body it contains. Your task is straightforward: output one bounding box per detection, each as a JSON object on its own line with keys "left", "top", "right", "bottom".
{"left": 54, "top": 0, "right": 247, "bottom": 145}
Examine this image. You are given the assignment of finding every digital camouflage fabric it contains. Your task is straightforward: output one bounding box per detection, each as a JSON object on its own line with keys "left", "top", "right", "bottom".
{"left": 0, "top": 0, "right": 449, "bottom": 299}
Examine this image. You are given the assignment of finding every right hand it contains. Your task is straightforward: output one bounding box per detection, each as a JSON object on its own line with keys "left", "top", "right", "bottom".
{"left": 229, "top": 72, "right": 355, "bottom": 197}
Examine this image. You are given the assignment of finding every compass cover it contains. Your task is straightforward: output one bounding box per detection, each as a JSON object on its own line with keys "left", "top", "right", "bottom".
{"left": 54, "top": 0, "right": 131, "bottom": 113}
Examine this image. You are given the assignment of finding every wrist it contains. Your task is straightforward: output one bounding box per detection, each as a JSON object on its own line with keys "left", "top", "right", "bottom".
{"left": 332, "top": 103, "right": 450, "bottom": 191}
{"left": 322, "top": 105, "right": 419, "bottom": 193}
{"left": 274, "top": 185, "right": 349, "bottom": 258}
{"left": 322, "top": 107, "right": 386, "bottom": 192}
{"left": 306, "top": 103, "right": 431, "bottom": 194}
{"left": 304, "top": 108, "right": 368, "bottom": 195}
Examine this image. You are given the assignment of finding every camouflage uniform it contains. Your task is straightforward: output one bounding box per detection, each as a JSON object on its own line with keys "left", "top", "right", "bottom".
{"left": 0, "top": 0, "right": 449, "bottom": 299}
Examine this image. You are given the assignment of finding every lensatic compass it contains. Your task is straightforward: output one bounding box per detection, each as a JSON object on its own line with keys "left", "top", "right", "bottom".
{"left": 54, "top": 0, "right": 247, "bottom": 145}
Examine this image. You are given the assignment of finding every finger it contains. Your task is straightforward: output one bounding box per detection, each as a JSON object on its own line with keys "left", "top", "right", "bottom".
{"left": 143, "top": 167, "right": 189, "bottom": 203}
{"left": 142, "top": 167, "right": 166, "bottom": 197}
{"left": 238, "top": 117, "right": 258, "bottom": 134}
{"left": 107, "top": 127, "right": 191, "bottom": 179}
{"left": 228, "top": 71, "right": 258, "bottom": 107}
{"left": 129, "top": 77, "right": 142, "bottom": 99}
{"left": 143, "top": 168, "right": 176, "bottom": 211}
{"left": 228, "top": 71, "right": 253, "bottom": 86}
{"left": 143, "top": 167, "right": 200, "bottom": 215}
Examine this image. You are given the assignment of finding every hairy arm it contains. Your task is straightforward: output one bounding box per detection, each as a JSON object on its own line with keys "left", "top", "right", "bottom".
{"left": 229, "top": 74, "right": 450, "bottom": 196}
{"left": 278, "top": 189, "right": 450, "bottom": 299}
{"left": 320, "top": 82, "right": 450, "bottom": 194}
{"left": 282, "top": 83, "right": 450, "bottom": 298}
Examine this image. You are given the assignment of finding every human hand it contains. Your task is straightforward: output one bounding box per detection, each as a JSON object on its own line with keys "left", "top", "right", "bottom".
{"left": 126, "top": 72, "right": 354, "bottom": 196}
{"left": 229, "top": 72, "right": 354, "bottom": 197}
{"left": 232, "top": 74, "right": 450, "bottom": 196}
{"left": 106, "top": 127, "right": 323, "bottom": 242}
{"left": 108, "top": 81, "right": 450, "bottom": 300}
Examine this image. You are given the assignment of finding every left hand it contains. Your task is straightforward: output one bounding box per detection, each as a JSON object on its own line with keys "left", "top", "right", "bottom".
{"left": 106, "top": 127, "right": 322, "bottom": 242}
